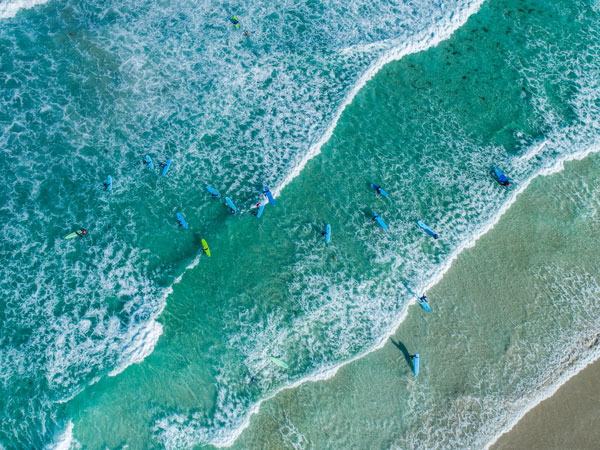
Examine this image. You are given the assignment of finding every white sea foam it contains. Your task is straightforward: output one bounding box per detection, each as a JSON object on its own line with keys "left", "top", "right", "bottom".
{"left": 274, "top": 0, "right": 488, "bottom": 198}
{"left": 45, "top": 420, "right": 81, "bottom": 450}
{"left": 0, "top": 0, "right": 47, "bottom": 19}
{"left": 200, "top": 121, "right": 600, "bottom": 449}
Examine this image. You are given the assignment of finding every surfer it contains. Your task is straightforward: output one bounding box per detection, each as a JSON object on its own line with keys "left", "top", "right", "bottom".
{"left": 373, "top": 184, "right": 382, "bottom": 195}
{"left": 76, "top": 229, "right": 87, "bottom": 237}
{"left": 229, "top": 207, "right": 236, "bottom": 215}
{"left": 160, "top": 161, "right": 167, "bottom": 168}
{"left": 501, "top": 179, "right": 511, "bottom": 187}
{"left": 419, "top": 294, "right": 427, "bottom": 302}
{"left": 244, "top": 30, "right": 249, "bottom": 36}
{"left": 104, "top": 181, "right": 111, "bottom": 189}
{"left": 251, "top": 202, "right": 261, "bottom": 216}
{"left": 232, "top": 16, "right": 239, "bottom": 27}
{"left": 178, "top": 220, "right": 184, "bottom": 227}
{"left": 250, "top": 376, "right": 256, "bottom": 383}
{"left": 372, "top": 214, "right": 379, "bottom": 221}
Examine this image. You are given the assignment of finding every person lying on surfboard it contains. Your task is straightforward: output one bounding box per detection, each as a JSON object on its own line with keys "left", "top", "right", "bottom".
{"left": 250, "top": 202, "right": 261, "bottom": 216}
{"left": 76, "top": 229, "right": 87, "bottom": 237}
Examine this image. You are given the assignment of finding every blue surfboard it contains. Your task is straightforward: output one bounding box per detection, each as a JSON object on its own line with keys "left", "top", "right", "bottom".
{"left": 493, "top": 167, "right": 512, "bottom": 187}
{"left": 418, "top": 296, "right": 431, "bottom": 312}
{"left": 324, "top": 224, "right": 331, "bottom": 244}
{"left": 176, "top": 213, "right": 188, "bottom": 229}
{"left": 161, "top": 159, "right": 171, "bottom": 176}
{"left": 256, "top": 203, "right": 265, "bottom": 218}
{"left": 206, "top": 185, "right": 221, "bottom": 198}
{"left": 105, "top": 175, "right": 112, "bottom": 191}
{"left": 263, "top": 186, "right": 275, "bottom": 206}
{"left": 145, "top": 155, "right": 154, "bottom": 170}
{"left": 225, "top": 197, "right": 237, "bottom": 214}
{"left": 413, "top": 354, "right": 420, "bottom": 376}
{"left": 373, "top": 214, "right": 388, "bottom": 230}
{"left": 418, "top": 220, "right": 438, "bottom": 239}
{"left": 370, "top": 183, "right": 388, "bottom": 197}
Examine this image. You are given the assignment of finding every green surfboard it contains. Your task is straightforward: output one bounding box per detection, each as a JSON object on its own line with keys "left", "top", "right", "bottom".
{"left": 65, "top": 230, "right": 83, "bottom": 239}
{"left": 201, "top": 239, "right": 211, "bottom": 257}
{"left": 270, "top": 356, "right": 289, "bottom": 369}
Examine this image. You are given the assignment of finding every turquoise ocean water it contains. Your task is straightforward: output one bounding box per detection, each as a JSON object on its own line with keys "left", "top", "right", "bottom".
{"left": 1, "top": 0, "right": 599, "bottom": 448}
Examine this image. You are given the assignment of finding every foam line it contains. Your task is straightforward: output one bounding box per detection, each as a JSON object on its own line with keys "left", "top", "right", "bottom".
{"left": 484, "top": 350, "right": 600, "bottom": 450}
{"left": 45, "top": 420, "right": 77, "bottom": 450}
{"left": 107, "top": 252, "right": 203, "bottom": 377}
{"left": 272, "top": 0, "right": 487, "bottom": 199}
{"left": 213, "top": 143, "right": 600, "bottom": 448}
{"left": 0, "top": 0, "right": 48, "bottom": 19}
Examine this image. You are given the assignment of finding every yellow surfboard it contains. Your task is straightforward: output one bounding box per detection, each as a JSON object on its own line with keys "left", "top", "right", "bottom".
{"left": 201, "top": 239, "right": 210, "bottom": 257}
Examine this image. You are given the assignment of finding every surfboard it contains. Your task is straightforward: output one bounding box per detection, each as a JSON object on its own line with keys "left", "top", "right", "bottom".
{"left": 145, "top": 155, "right": 154, "bottom": 170}
{"left": 256, "top": 203, "right": 265, "bottom": 218}
{"left": 374, "top": 214, "right": 388, "bottom": 230}
{"left": 65, "top": 230, "right": 83, "bottom": 239}
{"left": 418, "top": 220, "right": 438, "bottom": 239}
{"left": 270, "top": 356, "right": 289, "bottom": 369}
{"left": 105, "top": 175, "right": 112, "bottom": 191}
{"left": 206, "top": 185, "right": 221, "bottom": 198}
{"left": 176, "top": 213, "right": 188, "bottom": 229}
{"left": 263, "top": 186, "right": 275, "bottom": 206}
{"left": 413, "top": 354, "right": 420, "bottom": 376}
{"left": 225, "top": 197, "right": 237, "bottom": 213}
{"left": 201, "top": 239, "right": 210, "bottom": 257}
{"left": 325, "top": 224, "right": 331, "bottom": 244}
{"left": 370, "top": 183, "right": 388, "bottom": 197}
{"left": 161, "top": 159, "right": 171, "bottom": 176}
{"left": 418, "top": 296, "right": 431, "bottom": 312}
{"left": 232, "top": 16, "right": 239, "bottom": 28}
{"left": 493, "top": 167, "right": 511, "bottom": 187}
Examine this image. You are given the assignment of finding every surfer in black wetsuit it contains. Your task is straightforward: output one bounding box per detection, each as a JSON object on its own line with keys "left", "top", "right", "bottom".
{"left": 374, "top": 185, "right": 382, "bottom": 194}
{"left": 372, "top": 214, "right": 379, "bottom": 221}
{"left": 250, "top": 202, "right": 261, "bottom": 216}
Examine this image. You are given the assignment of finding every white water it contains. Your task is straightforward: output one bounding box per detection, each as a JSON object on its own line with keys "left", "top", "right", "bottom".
{"left": 0, "top": 0, "right": 48, "bottom": 19}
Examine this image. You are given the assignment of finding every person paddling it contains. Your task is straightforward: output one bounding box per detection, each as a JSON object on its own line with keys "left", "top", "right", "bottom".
{"left": 76, "top": 229, "right": 87, "bottom": 238}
